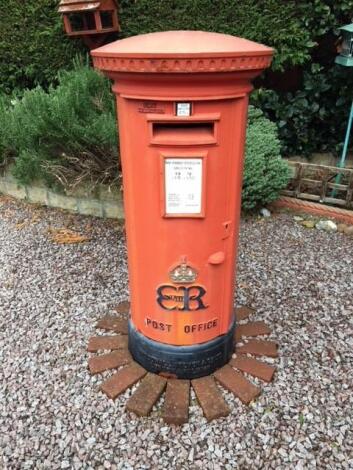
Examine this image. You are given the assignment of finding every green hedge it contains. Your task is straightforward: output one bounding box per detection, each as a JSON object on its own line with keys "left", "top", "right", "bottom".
{"left": 0, "top": 0, "right": 84, "bottom": 93}
{"left": 119, "top": 0, "right": 311, "bottom": 71}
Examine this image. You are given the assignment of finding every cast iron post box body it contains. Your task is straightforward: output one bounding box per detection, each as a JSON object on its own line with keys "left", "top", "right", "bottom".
{"left": 92, "top": 31, "right": 273, "bottom": 378}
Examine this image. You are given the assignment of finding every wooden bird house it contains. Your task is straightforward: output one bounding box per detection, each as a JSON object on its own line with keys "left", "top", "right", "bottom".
{"left": 58, "top": 0, "right": 120, "bottom": 48}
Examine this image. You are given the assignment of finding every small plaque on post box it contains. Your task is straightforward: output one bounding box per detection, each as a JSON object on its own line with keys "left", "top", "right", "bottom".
{"left": 176, "top": 102, "right": 192, "bottom": 117}
{"left": 164, "top": 158, "right": 203, "bottom": 215}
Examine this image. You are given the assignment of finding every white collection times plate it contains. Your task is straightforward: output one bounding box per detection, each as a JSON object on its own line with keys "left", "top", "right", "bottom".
{"left": 164, "top": 158, "right": 203, "bottom": 215}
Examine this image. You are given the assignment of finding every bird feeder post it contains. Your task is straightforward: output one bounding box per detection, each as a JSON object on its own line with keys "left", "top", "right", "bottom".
{"left": 333, "top": 24, "right": 353, "bottom": 196}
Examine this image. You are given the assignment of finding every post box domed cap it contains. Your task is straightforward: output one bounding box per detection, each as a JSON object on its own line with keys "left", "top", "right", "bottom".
{"left": 91, "top": 30, "right": 273, "bottom": 74}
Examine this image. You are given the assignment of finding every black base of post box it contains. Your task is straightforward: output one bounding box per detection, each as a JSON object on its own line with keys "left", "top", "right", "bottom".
{"left": 128, "top": 319, "right": 236, "bottom": 379}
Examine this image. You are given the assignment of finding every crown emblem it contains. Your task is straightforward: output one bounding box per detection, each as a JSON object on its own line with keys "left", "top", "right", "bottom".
{"left": 169, "top": 262, "right": 197, "bottom": 284}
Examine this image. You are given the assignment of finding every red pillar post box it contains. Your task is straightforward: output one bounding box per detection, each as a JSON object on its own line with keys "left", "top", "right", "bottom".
{"left": 92, "top": 31, "right": 273, "bottom": 378}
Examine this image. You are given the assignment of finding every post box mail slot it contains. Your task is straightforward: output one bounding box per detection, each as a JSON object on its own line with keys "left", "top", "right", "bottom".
{"left": 152, "top": 121, "right": 215, "bottom": 144}
{"left": 92, "top": 31, "right": 273, "bottom": 378}
{"left": 148, "top": 114, "right": 220, "bottom": 146}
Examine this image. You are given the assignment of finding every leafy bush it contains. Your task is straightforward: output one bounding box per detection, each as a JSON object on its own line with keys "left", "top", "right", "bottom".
{"left": 0, "top": 63, "right": 119, "bottom": 189}
{"left": 252, "top": 0, "right": 353, "bottom": 155}
{"left": 253, "top": 64, "right": 353, "bottom": 156}
{"left": 242, "top": 107, "right": 290, "bottom": 210}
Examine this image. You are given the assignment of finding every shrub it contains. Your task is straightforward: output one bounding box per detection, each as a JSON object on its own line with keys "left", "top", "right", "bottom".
{"left": 242, "top": 106, "right": 290, "bottom": 210}
{"left": 0, "top": 62, "right": 119, "bottom": 189}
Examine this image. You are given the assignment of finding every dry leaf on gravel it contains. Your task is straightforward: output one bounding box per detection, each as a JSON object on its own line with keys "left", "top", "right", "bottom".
{"left": 30, "top": 214, "right": 41, "bottom": 224}
{"left": 14, "top": 213, "right": 42, "bottom": 230}
{"left": 15, "top": 221, "right": 28, "bottom": 230}
{"left": 238, "top": 282, "right": 250, "bottom": 289}
{"left": 0, "top": 208, "right": 15, "bottom": 220}
{"left": 0, "top": 195, "right": 14, "bottom": 204}
{"left": 47, "top": 228, "right": 90, "bottom": 244}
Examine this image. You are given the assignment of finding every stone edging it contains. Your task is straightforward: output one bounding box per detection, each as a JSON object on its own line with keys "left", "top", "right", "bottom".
{"left": 3, "top": 172, "right": 353, "bottom": 225}
{"left": 0, "top": 172, "right": 124, "bottom": 219}
{"left": 271, "top": 196, "right": 353, "bottom": 224}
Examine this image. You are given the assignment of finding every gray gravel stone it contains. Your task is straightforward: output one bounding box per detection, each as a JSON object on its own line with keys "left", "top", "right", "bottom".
{"left": 260, "top": 208, "right": 271, "bottom": 218}
{"left": 0, "top": 196, "right": 352, "bottom": 469}
{"left": 315, "top": 220, "right": 337, "bottom": 232}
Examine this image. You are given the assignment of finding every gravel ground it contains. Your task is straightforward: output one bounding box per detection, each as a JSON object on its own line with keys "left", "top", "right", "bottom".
{"left": 0, "top": 195, "right": 352, "bottom": 470}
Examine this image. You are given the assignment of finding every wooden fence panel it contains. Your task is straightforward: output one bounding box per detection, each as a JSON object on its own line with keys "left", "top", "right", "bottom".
{"left": 282, "top": 162, "right": 353, "bottom": 208}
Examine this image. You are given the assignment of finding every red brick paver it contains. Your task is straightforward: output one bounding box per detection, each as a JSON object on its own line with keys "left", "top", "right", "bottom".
{"left": 236, "top": 339, "right": 278, "bottom": 358}
{"left": 126, "top": 373, "right": 167, "bottom": 416}
{"left": 87, "top": 335, "right": 128, "bottom": 352}
{"left": 214, "top": 364, "right": 260, "bottom": 405}
{"left": 88, "top": 349, "right": 132, "bottom": 375}
{"left": 96, "top": 316, "right": 128, "bottom": 335}
{"left": 115, "top": 301, "right": 130, "bottom": 314}
{"left": 235, "top": 306, "right": 255, "bottom": 321}
{"left": 235, "top": 321, "right": 271, "bottom": 341}
{"left": 162, "top": 380, "right": 190, "bottom": 425}
{"left": 100, "top": 362, "right": 146, "bottom": 399}
{"left": 230, "top": 356, "right": 276, "bottom": 382}
{"left": 192, "top": 376, "right": 230, "bottom": 421}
